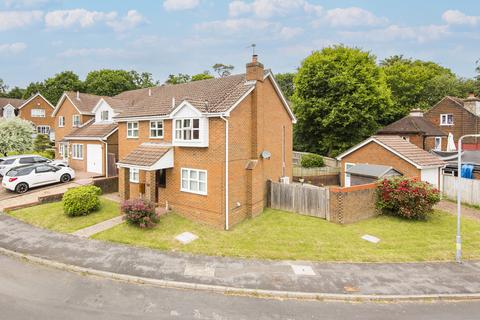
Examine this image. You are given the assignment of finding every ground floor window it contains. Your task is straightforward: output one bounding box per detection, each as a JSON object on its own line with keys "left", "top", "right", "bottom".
{"left": 434, "top": 137, "right": 442, "bottom": 151}
{"left": 59, "top": 144, "right": 68, "bottom": 159}
{"left": 181, "top": 168, "right": 207, "bottom": 195}
{"left": 72, "top": 144, "right": 83, "bottom": 160}
{"left": 130, "top": 168, "right": 139, "bottom": 183}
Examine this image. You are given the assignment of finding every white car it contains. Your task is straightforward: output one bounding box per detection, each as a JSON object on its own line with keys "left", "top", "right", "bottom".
{"left": 2, "top": 164, "right": 76, "bottom": 194}
{"left": 0, "top": 155, "right": 67, "bottom": 176}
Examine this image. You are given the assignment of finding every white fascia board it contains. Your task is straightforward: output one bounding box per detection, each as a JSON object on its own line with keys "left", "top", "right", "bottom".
{"left": 63, "top": 137, "right": 103, "bottom": 141}
{"left": 169, "top": 100, "right": 203, "bottom": 118}
{"left": 117, "top": 148, "right": 174, "bottom": 171}
{"left": 223, "top": 86, "right": 256, "bottom": 116}
{"left": 114, "top": 115, "right": 169, "bottom": 122}
{"left": 102, "top": 127, "right": 118, "bottom": 140}
{"left": 264, "top": 72, "right": 297, "bottom": 124}
{"left": 18, "top": 92, "right": 55, "bottom": 110}
{"left": 91, "top": 98, "right": 108, "bottom": 114}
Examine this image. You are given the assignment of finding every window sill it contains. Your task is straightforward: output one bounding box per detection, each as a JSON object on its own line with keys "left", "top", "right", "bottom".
{"left": 126, "top": 137, "right": 139, "bottom": 139}
{"left": 440, "top": 124, "right": 454, "bottom": 126}
{"left": 180, "top": 189, "right": 207, "bottom": 196}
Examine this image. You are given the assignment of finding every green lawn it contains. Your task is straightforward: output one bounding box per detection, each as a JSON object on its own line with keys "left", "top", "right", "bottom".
{"left": 8, "top": 197, "right": 120, "bottom": 233}
{"left": 93, "top": 209, "right": 480, "bottom": 262}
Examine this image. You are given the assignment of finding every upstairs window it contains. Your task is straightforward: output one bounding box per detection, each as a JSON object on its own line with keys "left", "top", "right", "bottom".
{"left": 31, "top": 109, "right": 45, "bottom": 118}
{"left": 150, "top": 121, "right": 164, "bottom": 138}
{"left": 175, "top": 118, "right": 200, "bottom": 141}
{"left": 434, "top": 137, "right": 442, "bottom": 151}
{"left": 440, "top": 114, "right": 453, "bottom": 125}
{"left": 58, "top": 116, "right": 65, "bottom": 127}
{"left": 36, "top": 125, "right": 50, "bottom": 135}
{"left": 127, "top": 122, "right": 139, "bottom": 138}
{"left": 72, "top": 115, "right": 81, "bottom": 127}
{"left": 100, "top": 110, "right": 109, "bottom": 121}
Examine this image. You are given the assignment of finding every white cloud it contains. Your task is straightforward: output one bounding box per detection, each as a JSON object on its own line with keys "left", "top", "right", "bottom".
{"left": 323, "top": 7, "right": 387, "bottom": 27}
{"left": 303, "top": 2, "right": 323, "bottom": 16}
{"left": 340, "top": 24, "right": 449, "bottom": 43}
{"left": 195, "top": 18, "right": 273, "bottom": 32}
{"left": 442, "top": 10, "right": 480, "bottom": 26}
{"left": 278, "top": 26, "right": 303, "bottom": 39}
{"left": 228, "top": 0, "right": 306, "bottom": 18}
{"left": 44, "top": 9, "right": 145, "bottom": 32}
{"left": 0, "top": 42, "right": 27, "bottom": 54}
{"left": 2, "top": 0, "right": 51, "bottom": 8}
{"left": 163, "top": 0, "right": 200, "bottom": 11}
{"left": 106, "top": 10, "right": 145, "bottom": 32}
{"left": 0, "top": 10, "right": 43, "bottom": 31}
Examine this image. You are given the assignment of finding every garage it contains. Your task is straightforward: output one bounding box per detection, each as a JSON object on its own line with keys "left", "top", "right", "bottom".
{"left": 87, "top": 144, "right": 103, "bottom": 175}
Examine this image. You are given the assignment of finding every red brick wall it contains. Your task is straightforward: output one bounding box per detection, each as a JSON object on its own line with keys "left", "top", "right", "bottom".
{"left": 18, "top": 95, "right": 54, "bottom": 130}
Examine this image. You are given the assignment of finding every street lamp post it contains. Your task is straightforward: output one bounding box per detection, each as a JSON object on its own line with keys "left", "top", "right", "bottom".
{"left": 456, "top": 134, "right": 480, "bottom": 263}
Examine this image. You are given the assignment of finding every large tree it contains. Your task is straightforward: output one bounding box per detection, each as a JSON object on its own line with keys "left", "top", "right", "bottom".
{"left": 165, "top": 73, "right": 191, "bottom": 84}
{"left": 0, "top": 79, "right": 7, "bottom": 96}
{"left": 129, "top": 71, "right": 159, "bottom": 88}
{"left": 293, "top": 45, "right": 393, "bottom": 157}
{"left": 275, "top": 72, "right": 295, "bottom": 100}
{"left": 212, "top": 63, "right": 234, "bottom": 77}
{"left": 381, "top": 56, "right": 474, "bottom": 121}
{"left": 5, "top": 87, "right": 25, "bottom": 99}
{"left": 0, "top": 118, "right": 35, "bottom": 156}
{"left": 191, "top": 71, "right": 214, "bottom": 82}
{"left": 22, "top": 71, "right": 83, "bottom": 104}
{"left": 84, "top": 69, "right": 137, "bottom": 96}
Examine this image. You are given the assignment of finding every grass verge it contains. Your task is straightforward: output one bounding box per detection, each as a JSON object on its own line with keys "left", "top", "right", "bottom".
{"left": 93, "top": 208, "right": 480, "bottom": 262}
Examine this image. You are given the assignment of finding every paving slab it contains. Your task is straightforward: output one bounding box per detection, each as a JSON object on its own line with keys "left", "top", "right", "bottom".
{"left": 0, "top": 215, "right": 480, "bottom": 297}
{"left": 72, "top": 215, "right": 125, "bottom": 238}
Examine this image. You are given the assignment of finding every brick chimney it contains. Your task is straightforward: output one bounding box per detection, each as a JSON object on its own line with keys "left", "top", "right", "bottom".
{"left": 246, "top": 54, "right": 264, "bottom": 82}
{"left": 409, "top": 108, "right": 424, "bottom": 117}
{"left": 464, "top": 92, "right": 480, "bottom": 115}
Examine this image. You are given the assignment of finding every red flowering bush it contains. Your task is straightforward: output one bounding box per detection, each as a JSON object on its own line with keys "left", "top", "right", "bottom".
{"left": 121, "top": 199, "right": 159, "bottom": 228}
{"left": 376, "top": 177, "right": 440, "bottom": 220}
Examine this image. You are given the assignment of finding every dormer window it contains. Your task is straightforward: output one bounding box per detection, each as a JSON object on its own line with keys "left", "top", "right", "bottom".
{"left": 72, "top": 115, "right": 81, "bottom": 127}
{"left": 175, "top": 119, "right": 200, "bottom": 141}
{"left": 3, "top": 105, "right": 15, "bottom": 118}
{"left": 100, "top": 110, "right": 109, "bottom": 121}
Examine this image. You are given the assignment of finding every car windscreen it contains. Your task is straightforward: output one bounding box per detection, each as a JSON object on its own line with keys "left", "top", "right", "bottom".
{"left": 1, "top": 159, "right": 15, "bottom": 165}
{"left": 6, "top": 167, "right": 34, "bottom": 177}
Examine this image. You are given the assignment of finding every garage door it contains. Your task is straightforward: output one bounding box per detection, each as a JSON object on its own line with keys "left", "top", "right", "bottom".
{"left": 87, "top": 144, "right": 103, "bottom": 175}
{"left": 421, "top": 168, "right": 439, "bottom": 189}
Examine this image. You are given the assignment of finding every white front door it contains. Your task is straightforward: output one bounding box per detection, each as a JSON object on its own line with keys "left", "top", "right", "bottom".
{"left": 87, "top": 144, "right": 103, "bottom": 175}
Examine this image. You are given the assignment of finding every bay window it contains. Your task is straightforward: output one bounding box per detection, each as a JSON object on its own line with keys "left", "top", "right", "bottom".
{"left": 175, "top": 118, "right": 200, "bottom": 141}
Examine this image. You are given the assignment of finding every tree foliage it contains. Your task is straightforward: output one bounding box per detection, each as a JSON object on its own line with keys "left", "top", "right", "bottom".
{"left": 381, "top": 55, "right": 475, "bottom": 121}
{"left": 84, "top": 69, "right": 138, "bottom": 96}
{"left": 0, "top": 79, "right": 7, "bottom": 96}
{"left": 129, "top": 71, "right": 159, "bottom": 88}
{"left": 33, "top": 134, "right": 53, "bottom": 152}
{"left": 0, "top": 118, "right": 35, "bottom": 156}
{"left": 191, "top": 71, "right": 214, "bottom": 81}
{"left": 275, "top": 72, "right": 295, "bottom": 100}
{"left": 165, "top": 73, "right": 191, "bottom": 84}
{"left": 212, "top": 63, "right": 234, "bottom": 77}
{"left": 293, "top": 45, "right": 393, "bottom": 157}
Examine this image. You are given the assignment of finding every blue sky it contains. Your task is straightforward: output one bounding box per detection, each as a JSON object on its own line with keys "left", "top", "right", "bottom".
{"left": 1, "top": 0, "right": 480, "bottom": 87}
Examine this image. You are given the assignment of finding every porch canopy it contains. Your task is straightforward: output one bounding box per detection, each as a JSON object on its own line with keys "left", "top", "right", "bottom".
{"left": 117, "top": 143, "right": 173, "bottom": 170}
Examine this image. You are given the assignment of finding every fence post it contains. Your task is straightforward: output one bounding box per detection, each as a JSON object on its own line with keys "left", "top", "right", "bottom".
{"left": 266, "top": 180, "right": 272, "bottom": 208}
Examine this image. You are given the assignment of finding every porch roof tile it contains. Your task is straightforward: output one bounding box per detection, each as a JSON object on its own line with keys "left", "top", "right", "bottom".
{"left": 118, "top": 143, "right": 171, "bottom": 167}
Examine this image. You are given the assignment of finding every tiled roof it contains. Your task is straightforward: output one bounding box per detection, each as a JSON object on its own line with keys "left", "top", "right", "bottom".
{"left": 64, "top": 121, "right": 117, "bottom": 139}
{"left": 65, "top": 91, "right": 103, "bottom": 114}
{"left": 118, "top": 143, "right": 171, "bottom": 167}
{"left": 114, "top": 73, "right": 258, "bottom": 118}
{"left": 102, "top": 97, "right": 132, "bottom": 113}
{"left": 0, "top": 97, "right": 24, "bottom": 109}
{"left": 378, "top": 115, "right": 446, "bottom": 136}
{"left": 374, "top": 135, "right": 446, "bottom": 167}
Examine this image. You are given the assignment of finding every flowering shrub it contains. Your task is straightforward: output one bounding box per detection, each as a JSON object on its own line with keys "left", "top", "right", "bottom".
{"left": 121, "top": 199, "right": 159, "bottom": 228}
{"left": 376, "top": 177, "right": 440, "bottom": 220}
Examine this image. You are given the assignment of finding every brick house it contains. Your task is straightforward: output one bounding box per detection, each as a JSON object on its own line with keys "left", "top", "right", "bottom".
{"left": 377, "top": 109, "right": 447, "bottom": 151}
{"left": 336, "top": 135, "right": 445, "bottom": 189}
{"left": 1, "top": 93, "right": 55, "bottom": 140}
{"left": 52, "top": 92, "right": 125, "bottom": 176}
{"left": 115, "top": 56, "right": 296, "bottom": 229}
{"left": 424, "top": 94, "right": 480, "bottom": 150}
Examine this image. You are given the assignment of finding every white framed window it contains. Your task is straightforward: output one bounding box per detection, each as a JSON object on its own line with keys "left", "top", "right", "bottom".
{"left": 100, "top": 110, "right": 109, "bottom": 121}
{"left": 129, "top": 168, "right": 139, "bottom": 183}
{"left": 181, "top": 168, "right": 207, "bottom": 195}
{"left": 31, "top": 109, "right": 45, "bottom": 118}
{"left": 72, "top": 114, "right": 81, "bottom": 127}
{"left": 127, "top": 122, "right": 139, "bottom": 138}
{"left": 440, "top": 114, "right": 454, "bottom": 126}
{"left": 175, "top": 118, "right": 200, "bottom": 141}
{"left": 345, "top": 163, "right": 355, "bottom": 187}
{"left": 58, "top": 116, "right": 65, "bottom": 127}
{"left": 434, "top": 137, "right": 442, "bottom": 151}
{"left": 36, "top": 125, "right": 50, "bottom": 134}
{"left": 59, "top": 144, "right": 68, "bottom": 159}
{"left": 71, "top": 144, "right": 83, "bottom": 160}
{"left": 150, "top": 120, "right": 164, "bottom": 138}
{"left": 3, "top": 105, "right": 15, "bottom": 118}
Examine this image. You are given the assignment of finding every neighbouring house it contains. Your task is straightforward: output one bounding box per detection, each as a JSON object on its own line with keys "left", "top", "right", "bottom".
{"left": 115, "top": 55, "right": 296, "bottom": 229}
{"left": 1, "top": 93, "right": 55, "bottom": 140}
{"left": 345, "top": 164, "right": 401, "bottom": 186}
{"left": 424, "top": 94, "right": 480, "bottom": 150}
{"left": 52, "top": 91, "right": 125, "bottom": 176}
{"left": 377, "top": 109, "right": 447, "bottom": 151}
{"left": 433, "top": 150, "right": 480, "bottom": 179}
{"left": 336, "top": 135, "right": 446, "bottom": 189}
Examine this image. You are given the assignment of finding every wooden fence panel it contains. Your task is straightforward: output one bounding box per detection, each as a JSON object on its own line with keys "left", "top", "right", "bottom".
{"left": 443, "top": 175, "right": 480, "bottom": 205}
{"left": 269, "top": 182, "right": 328, "bottom": 219}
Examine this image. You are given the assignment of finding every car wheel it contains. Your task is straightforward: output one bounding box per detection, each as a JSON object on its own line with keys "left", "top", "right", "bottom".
{"left": 15, "top": 183, "right": 29, "bottom": 194}
{"left": 60, "top": 173, "right": 71, "bottom": 183}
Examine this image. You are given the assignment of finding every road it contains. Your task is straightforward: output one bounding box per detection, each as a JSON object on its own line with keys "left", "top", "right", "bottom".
{"left": 1, "top": 254, "right": 480, "bottom": 320}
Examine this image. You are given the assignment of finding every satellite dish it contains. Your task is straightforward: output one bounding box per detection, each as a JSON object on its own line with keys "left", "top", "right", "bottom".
{"left": 261, "top": 150, "right": 271, "bottom": 159}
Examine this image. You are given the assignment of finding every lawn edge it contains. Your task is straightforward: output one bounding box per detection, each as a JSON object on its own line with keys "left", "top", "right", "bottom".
{"left": 2, "top": 246, "right": 480, "bottom": 303}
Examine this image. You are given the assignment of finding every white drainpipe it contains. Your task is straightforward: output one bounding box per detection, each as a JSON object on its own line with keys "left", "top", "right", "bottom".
{"left": 100, "top": 139, "right": 108, "bottom": 177}
{"left": 220, "top": 115, "right": 229, "bottom": 230}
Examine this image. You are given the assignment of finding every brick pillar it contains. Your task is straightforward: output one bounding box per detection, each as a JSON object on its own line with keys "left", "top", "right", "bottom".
{"left": 119, "top": 167, "right": 130, "bottom": 202}
{"left": 144, "top": 170, "right": 157, "bottom": 204}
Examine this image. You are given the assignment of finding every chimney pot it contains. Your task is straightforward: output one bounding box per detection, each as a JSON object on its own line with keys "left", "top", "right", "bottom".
{"left": 252, "top": 54, "right": 258, "bottom": 63}
{"left": 246, "top": 54, "right": 264, "bottom": 82}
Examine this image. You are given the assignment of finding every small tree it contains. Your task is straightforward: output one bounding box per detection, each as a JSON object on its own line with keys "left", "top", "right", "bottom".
{"left": 300, "top": 154, "right": 324, "bottom": 168}
{"left": 122, "top": 199, "right": 159, "bottom": 228}
{"left": 33, "top": 134, "right": 53, "bottom": 152}
{"left": 0, "top": 118, "right": 35, "bottom": 156}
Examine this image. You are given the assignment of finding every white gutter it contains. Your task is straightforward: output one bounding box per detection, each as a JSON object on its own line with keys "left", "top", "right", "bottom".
{"left": 220, "top": 115, "right": 229, "bottom": 230}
